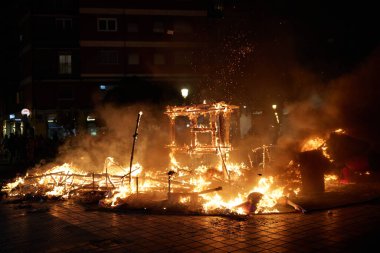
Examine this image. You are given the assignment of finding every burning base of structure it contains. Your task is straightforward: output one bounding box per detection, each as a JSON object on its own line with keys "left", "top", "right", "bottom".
{"left": 0, "top": 159, "right": 304, "bottom": 216}
{"left": 1, "top": 103, "right": 378, "bottom": 216}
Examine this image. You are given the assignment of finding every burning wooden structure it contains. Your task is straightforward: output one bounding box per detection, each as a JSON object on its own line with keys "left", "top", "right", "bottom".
{"left": 1, "top": 103, "right": 325, "bottom": 215}
{"left": 165, "top": 102, "right": 239, "bottom": 155}
{"left": 1, "top": 160, "right": 142, "bottom": 199}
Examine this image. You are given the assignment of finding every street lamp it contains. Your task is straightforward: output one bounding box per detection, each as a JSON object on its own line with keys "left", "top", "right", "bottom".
{"left": 181, "top": 88, "right": 189, "bottom": 99}
{"left": 181, "top": 88, "right": 189, "bottom": 106}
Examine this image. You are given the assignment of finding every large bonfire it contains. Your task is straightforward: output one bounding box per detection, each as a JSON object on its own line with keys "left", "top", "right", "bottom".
{"left": 2, "top": 102, "right": 353, "bottom": 216}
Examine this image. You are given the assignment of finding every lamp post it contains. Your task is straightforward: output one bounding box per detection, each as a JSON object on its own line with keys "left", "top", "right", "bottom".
{"left": 271, "top": 104, "right": 280, "bottom": 145}
{"left": 272, "top": 104, "right": 279, "bottom": 124}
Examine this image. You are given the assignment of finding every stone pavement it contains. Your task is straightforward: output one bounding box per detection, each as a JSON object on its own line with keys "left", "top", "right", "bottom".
{"left": 1, "top": 198, "right": 380, "bottom": 253}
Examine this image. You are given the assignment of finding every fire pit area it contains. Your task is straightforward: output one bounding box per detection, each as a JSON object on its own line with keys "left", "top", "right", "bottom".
{"left": 2, "top": 102, "right": 380, "bottom": 217}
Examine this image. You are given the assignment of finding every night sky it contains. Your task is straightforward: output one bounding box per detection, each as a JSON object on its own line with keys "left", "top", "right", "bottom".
{"left": 281, "top": 0, "right": 379, "bottom": 78}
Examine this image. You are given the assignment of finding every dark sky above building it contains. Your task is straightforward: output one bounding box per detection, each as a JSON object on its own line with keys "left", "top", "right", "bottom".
{"left": 227, "top": 0, "right": 380, "bottom": 79}
{"left": 1, "top": 0, "right": 379, "bottom": 82}
{"left": 284, "top": 0, "right": 379, "bottom": 78}
{"left": 1, "top": 0, "right": 379, "bottom": 112}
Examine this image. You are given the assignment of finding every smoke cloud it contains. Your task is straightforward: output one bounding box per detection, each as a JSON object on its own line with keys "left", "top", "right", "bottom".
{"left": 54, "top": 103, "right": 171, "bottom": 173}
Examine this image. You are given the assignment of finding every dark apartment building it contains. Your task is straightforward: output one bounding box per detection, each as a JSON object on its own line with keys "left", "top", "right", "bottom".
{"left": 1, "top": 2, "right": 24, "bottom": 139}
{"left": 2, "top": 0, "right": 80, "bottom": 139}
{"left": 3, "top": 0, "right": 215, "bottom": 139}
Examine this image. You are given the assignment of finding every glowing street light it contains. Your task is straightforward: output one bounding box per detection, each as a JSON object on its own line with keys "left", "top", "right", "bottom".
{"left": 272, "top": 104, "right": 277, "bottom": 110}
{"left": 181, "top": 88, "right": 189, "bottom": 99}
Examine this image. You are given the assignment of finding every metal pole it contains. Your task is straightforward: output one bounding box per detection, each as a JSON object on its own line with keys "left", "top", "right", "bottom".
{"left": 262, "top": 145, "right": 266, "bottom": 172}
{"left": 217, "top": 113, "right": 230, "bottom": 182}
{"left": 168, "top": 176, "right": 171, "bottom": 196}
{"left": 129, "top": 111, "right": 143, "bottom": 186}
{"left": 106, "top": 164, "right": 108, "bottom": 188}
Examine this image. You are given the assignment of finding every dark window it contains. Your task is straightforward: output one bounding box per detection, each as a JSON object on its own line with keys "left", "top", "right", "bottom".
{"left": 174, "top": 52, "right": 192, "bottom": 65}
{"left": 153, "top": 22, "right": 164, "bottom": 33}
{"left": 97, "top": 18, "right": 117, "bottom": 32}
{"left": 127, "top": 23, "right": 138, "bottom": 33}
{"left": 58, "top": 86, "right": 73, "bottom": 100}
{"left": 98, "top": 50, "right": 119, "bottom": 65}
{"left": 56, "top": 18, "right": 72, "bottom": 31}
{"left": 174, "top": 22, "right": 192, "bottom": 33}
{"left": 54, "top": 0, "right": 74, "bottom": 10}
{"left": 128, "top": 53, "right": 140, "bottom": 65}
{"left": 154, "top": 53, "right": 166, "bottom": 65}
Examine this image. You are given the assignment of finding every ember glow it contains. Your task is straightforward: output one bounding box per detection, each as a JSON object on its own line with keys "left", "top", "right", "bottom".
{"left": 251, "top": 177, "right": 284, "bottom": 213}
{"left": 301, "top": 129, "right": 347, "bottom": 162}
{"left": 301, "top": 137, "right": 325, "bottom": 152}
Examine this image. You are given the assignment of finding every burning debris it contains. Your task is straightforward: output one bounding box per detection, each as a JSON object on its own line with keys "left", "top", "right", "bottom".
{"left": 3, "top": 103, "right": 375, "bottom": 216}
{"left": 1, "top": 160, "right": 301, "bottom": 215}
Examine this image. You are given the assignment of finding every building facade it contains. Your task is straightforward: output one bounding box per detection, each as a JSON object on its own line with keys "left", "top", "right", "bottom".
{"left": 7, "top": 0, "right": 214, "bottom": 139}
{"left": 7, "top": 0, "right": 81, "bottom": 139}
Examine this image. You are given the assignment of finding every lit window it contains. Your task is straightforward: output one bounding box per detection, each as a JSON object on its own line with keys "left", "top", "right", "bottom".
{"left": 128, "top": 53, "right": 140, "bottom": 65}
{"left": 127, "top": 23, "right": 138, "bottom": 33}
{"left": 97, "top": 18, "right": 117, "bottom": 32}
{"left": 59, "top": 54, "right": 72, "bottom": 74}
{"left": 56, "top": 18, "right": 72, "bottom": 31}
{"left": 153, "top": 22, "right": 164, "bottom": 33}
{"left": 153, "top": 53, "right": 166, "bottom": 65}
